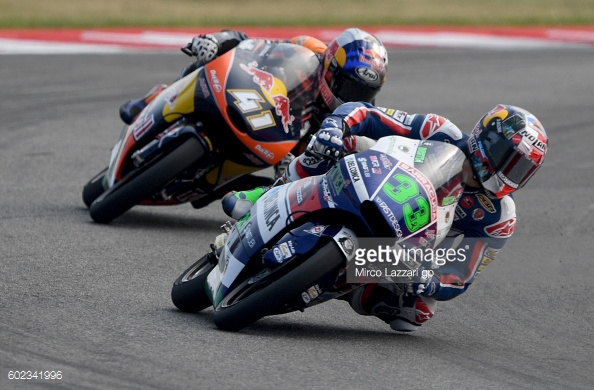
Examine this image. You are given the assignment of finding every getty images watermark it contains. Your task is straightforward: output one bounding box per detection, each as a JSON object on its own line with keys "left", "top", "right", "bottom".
{"left": 346, "top": 238, "right": 470, "bottom": 284}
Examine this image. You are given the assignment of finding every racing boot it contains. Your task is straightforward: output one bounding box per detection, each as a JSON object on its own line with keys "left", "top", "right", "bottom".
{"left": 221, "top": 186, "right": 271, "bottom": 220}
{"left": 119, "top": 83, "right": 167, "bottom": 124}
{"left": 347, "top": 284, "right": 436, "bottom": 332}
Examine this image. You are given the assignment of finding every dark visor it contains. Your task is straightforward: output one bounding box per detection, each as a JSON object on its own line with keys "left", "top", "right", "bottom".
{"left": 482, "top": 133, "right": 538, "bottom": 187}
{"left": 331, "top": 72, "right": 379, "bottom": 103}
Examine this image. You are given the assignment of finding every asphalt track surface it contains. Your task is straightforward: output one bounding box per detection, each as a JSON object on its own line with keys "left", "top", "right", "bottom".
{"left": 1, "top": 47, "right": 593, "bottom": 389}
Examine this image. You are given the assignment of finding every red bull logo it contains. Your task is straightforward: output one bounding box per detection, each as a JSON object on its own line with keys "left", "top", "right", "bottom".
{"left": 240, "top": 61, "right": 275, "bottom": 92}
{"left": 241, "top": 61, "right": 294, "bottom": 134}
{"left": 272, "top": 95, "right": 294, "bottom": 133}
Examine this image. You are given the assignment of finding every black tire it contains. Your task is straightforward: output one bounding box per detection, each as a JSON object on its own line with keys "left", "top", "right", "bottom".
{"left": 89, "top": 137, "right": 205, "bottom": 224}
{"left": 82, "top": 167, "right": 108, "bottom": 208}
{"left": 171, "top": 253, "right": 217, "bottom": 313}
{"left": 212, "top": 241, "right": 345, "bottom": 332}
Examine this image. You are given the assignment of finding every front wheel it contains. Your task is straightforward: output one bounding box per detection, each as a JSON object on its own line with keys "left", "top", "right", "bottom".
{"left": 212, "top": 241, "right": 345, "bottom": 332}
{"left": 89, "top": 137, "right": 205, "bottom": 224}
{"left": 171, "top": 253, "right": 217, "bottom": 313}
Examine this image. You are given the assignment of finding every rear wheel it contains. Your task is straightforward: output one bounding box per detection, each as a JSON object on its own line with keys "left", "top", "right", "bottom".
{"left": 89, "top": 137, "right": 205, "bottom": 224}
{"left": 82, "top": 167, "right": 108, "bottom": 208}
{"left": 171, "top": 253, "right": 217, "bottom": 313}
{"left": 212, "top": 241, "right": 345, "bottom": 332}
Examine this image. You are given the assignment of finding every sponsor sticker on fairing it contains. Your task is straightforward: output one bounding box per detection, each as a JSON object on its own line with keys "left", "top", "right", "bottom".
{"left": 344, "top": 154, "right": 369, "bottom": 202}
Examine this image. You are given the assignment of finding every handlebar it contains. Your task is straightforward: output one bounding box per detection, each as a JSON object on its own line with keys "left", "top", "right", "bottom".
{"left": 181, "top": 43, "right": 194, "bottom": 57}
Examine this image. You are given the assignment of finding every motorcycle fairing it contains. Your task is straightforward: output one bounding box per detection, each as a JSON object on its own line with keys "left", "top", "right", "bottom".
{"left": 103, "top": 38, "right": 319, "bottom": 205}
{"left": 205, "top": 135, "right": 466, "bottom": 307}
{"left": 207, "top": 39, "right": 318, "bottom": 165}
{"left": 105, "top": 70, "right": 201, "bottom": 186}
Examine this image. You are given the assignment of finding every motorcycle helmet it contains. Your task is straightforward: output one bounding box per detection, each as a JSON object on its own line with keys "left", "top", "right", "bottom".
{"left": 468, "top": 104, "right": 548, "bottom": 198}
{"left": 319, "top": 28, "right": 388, "bottom": 110}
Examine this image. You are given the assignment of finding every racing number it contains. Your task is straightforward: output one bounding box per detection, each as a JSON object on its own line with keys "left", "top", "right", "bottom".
{"left": 382, "top": 173, "right": 430, "bottom": 232}
{"left": 229, "top": 90, "right": 276, "bottom": 130}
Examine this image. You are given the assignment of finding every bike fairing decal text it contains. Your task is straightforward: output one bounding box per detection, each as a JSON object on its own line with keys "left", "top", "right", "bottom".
{"left": 256, "top": 185, "right": 292, "bottom": 244}
{"left": 344, "top": 154, "right": 369, "bottom": 202}
{"left": 263, "top": 188, "right": 281, "bottom": 230}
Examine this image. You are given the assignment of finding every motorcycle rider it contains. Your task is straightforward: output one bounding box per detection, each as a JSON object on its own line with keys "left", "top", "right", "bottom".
{"left": 119, "top": 28, "right": 388, "bottom": 178}
{"left": 222, "top": 102, "right": 548, "bottom": 332}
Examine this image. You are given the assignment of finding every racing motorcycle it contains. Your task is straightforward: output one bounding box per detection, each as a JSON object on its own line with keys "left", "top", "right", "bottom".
{"left": 171, "top": 135, "right": 467, "bottom": 331}
{"left": 82, "top": 39, "right": 320, "bottom": 223}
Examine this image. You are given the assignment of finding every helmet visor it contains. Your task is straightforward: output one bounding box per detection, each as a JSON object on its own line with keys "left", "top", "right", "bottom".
{"left": 482, "top": 134, "right": 539, "bottom": 188}
{"left": 331, "top": 72, "right": 379, "bottom": 103}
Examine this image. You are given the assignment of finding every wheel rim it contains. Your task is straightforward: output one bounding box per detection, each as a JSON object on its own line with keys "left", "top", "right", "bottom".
{"left": 179, "top": 254, "right": 216, "bottom": 284}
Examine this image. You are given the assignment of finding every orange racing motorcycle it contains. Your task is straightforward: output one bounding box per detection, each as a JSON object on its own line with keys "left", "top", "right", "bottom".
{"left": 82, "top": 39, "right": 319, "bottom": 223}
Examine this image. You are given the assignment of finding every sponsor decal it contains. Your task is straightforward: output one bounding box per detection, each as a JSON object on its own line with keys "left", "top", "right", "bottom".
{"left": 484, "top": 218, "right": 516, "bottom": 237}
{"left": 374, "top": 195, "right": 404, "bottom": 238}
{"left": 241, "top": 222, "right": 256, "bottom": 248}
{"left": 472, "top": 208, "right": 485, "bottom": 221}
{"left": 519, "top": 128, "right": 547, "bottom": 153}
{"left": 272, "top": 95, "right": 294, "bottom": 134}
{"left": 414, "top": 146, "right": 427, "bottom": 163}
{"left": 301, "top": 291, "right": 311, "bottom": 303}
{"left": 306, "top": 285, "right": 322, "bottom": 300}
{"left": 358, "top": 157, "right": 371, "bottom": 177}
{"left": 302, "top": 155, "right": 323, "bottom": 167}
{"left": 305, "top": 225, "right": 328, "bottom": 236}
{"left": 356, "top": 66, "right": 379, "bottom": 82}
{"left": 346, "top": 156, "right": 361, "bottom": 183}
{"left": 477, "top": 255, "right": 493, "bottom": 272}
{"left": 321, "top": 177, "right": 336, "bottom": 207}
{"left": 496, "top": 171, "right": 519, "bottom": 189}
{"left": 338, "top": 235, "right": 356, "bottom": 257}
{"left": 345, "top": 155, "right": 368, "bottom": 201}
{"left": 263, "top": 189, "right": 281, "bottom": 231}
{"left": 398, "top": 162, "right": 438, "bottom": 222}
{"left": 420, "top": 114, "right": 447, "bottom": 139}
{"left": 255, "top": 144, "right": 274, "bottom": 160}
{"left": 468, "top": 136, "right": 479, "bottom": 153}
{"left": 279, "top": 241, "right": 295, "bottom": 258}
{"left": 240, "top": 61, "right": 274, "bottom": 92}
{"left": 209, "top": 69, "right": 223, "bottom": 93}
{"left": 273, "top": 247, "right": 283, "bottom": 261}
{"left": 240, "top": 61, "right": 294, "bottom": 133}
{"left": 329, "top": 165, "right": 350, "bottom": 194}
{"left": 379, "top": 154, "right": 393, "bottom": 169}
{"left": 485, "top": 248, "right": 500, "bottom": 258}
{"left": 460, "top": 196, "right": 475, "bottom": 209}
{"left": 132, "top": 114, "right": 155, "bottom": 141}
{"left": 454, "top": 205, "right": 467, "bottom": 221}
{"left": 477, "top": 193, "right": 496, "bottom": 213}
{"left": 394, "top": 110, "right": 407, "bottom": 123}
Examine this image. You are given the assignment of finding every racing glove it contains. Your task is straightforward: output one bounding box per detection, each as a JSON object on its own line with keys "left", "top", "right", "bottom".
{"left": 190, "top": 34, "right": 219, "bottom": 63}
{"left": 408, "top": 269, "right": 440, "bottom": 297}
{"left": 305, "top": 115, "right": 349, "bottom": 161}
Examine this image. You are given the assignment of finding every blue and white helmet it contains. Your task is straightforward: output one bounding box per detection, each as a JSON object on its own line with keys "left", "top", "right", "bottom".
{"left": 319, "top": 28, "right": 388, "bottom": 110}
